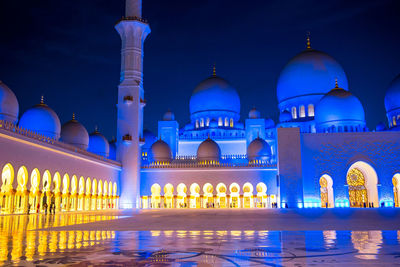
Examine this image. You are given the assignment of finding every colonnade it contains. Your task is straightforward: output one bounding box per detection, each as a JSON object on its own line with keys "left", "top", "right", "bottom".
{"left": 0, "top": 163, "right": 119, "bottom": 214}
{"left": 142, "top": 182, "right": 277, "bottom": 209}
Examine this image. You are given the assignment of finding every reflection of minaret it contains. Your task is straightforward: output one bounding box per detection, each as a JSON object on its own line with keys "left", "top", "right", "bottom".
{"left": 115, "top": 0, "right": 150, "bottom": 208}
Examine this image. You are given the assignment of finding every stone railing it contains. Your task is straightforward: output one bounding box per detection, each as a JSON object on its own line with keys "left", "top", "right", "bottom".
{"left": 142, "top": 161, "right": 276, "bottom": 169}
{"left": 0, "top": 120, "right": 121, "bottom": 166}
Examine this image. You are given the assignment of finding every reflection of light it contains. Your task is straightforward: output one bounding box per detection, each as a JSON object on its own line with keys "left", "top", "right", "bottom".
{"left": 351, "top": 231, "right": 383, "bottom": 260}
{"left": 151, "top": 231, "right": 161, "bottom": 237}
{"left": 323, "top": 230, "right": 336, "bottom": 248}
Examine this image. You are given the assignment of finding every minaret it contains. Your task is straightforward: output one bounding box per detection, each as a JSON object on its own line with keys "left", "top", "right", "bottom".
{"left": 115, "top": 0, "right": 150, "bottom": 208}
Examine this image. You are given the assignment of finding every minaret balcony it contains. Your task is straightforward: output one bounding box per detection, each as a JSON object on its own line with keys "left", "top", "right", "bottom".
{"left": 140, "top": 98, "right": 146, "bottom": 107}
{"left": 116, "top": 16, "right": 148, "bottom": 24}
{"left": 123, "top": 95, "right": 134, "bottom": 104}
{"left": 139, "top": 137, "right": 145, "bottom": 145}
{"left": 122, "top": 134, "right": 132, "bottom": 144}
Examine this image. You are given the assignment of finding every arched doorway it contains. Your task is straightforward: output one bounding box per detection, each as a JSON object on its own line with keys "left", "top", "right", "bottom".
{"left": 113, "top": 182, "right": 118, "bottom": 208}
{"left": 243, "top": 183, "right": 254, "bottom": 208}
{"left": 53, "top": 172, "right": 62, "bottom": 212}
{"left": 229, "top": 183, "right": 240, "bottom": 208}
{"left": 97, "top": 180, "right": 103, "bottom": 210}
{"left": 176, "top": 183, "right": 187, "bottom": 208}
{"left": 256, "top": 182, "right": 267, "bottom": 208}
{"left": 62, "top": 174, "right": 70, "bottom": 211}
{"left": 163, "top": 183, "right": 174, "bottom": 208}
{"left": 41, "top": 170, "right": 52, "bottom": 212}
{"left": 103, "top": 180, "right": 108, "bottom": 209}
{"left": 85, "top": 178, "right": 91, "bottom": 210}
{"left": 216, "top": 183, "right": 227, "bottom": 208}
{"left": 347, "top": 161, "right": 378, "bottom": 208}
{"left": 15, "top": 166, "right": 28, "bottom": 213}
{"left": 320, "top": 174, "right": 334, "bottom": 208}
{"left": 393, "top": 174, "right": 400, "bottom": 207}
{"left": 29, "top": 168, "right": 41, "bottom": 213}
{"left": 91, "top": 179, "right": 97, "bottom": 210}
{"left": 203, "top": 183, "right": 214, "bottom": 208}
{"left": 78, "top": 177, "right": 85, "bottom": 210}
{"left": 1, "top": 163, "right": 15, "bottom": 214}
{"left": 70, "top": 175, "right": 78, "bottom": 211}
{"left": 189, "top": 183, "right": 200, "bottom": 208}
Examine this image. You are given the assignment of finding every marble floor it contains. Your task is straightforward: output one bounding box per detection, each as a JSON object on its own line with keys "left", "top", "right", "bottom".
{"left": 0, "top": 209, "right": 400, "bottom": 266}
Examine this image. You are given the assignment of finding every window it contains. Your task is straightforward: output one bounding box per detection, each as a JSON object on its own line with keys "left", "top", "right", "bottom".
{"left": 394, "top": 116, "right": 397, "bottom": 127}
{"left": 195, "top": 120, "right": 199, "bottom": 129}
{"left": 230, "top": 118, "right": 234, "bottom": 128}
{"left": 299, "top": 105, "right": 305, "bottom": 118}
{"left": 218, "top": 117, "right": 223, "bottom": 126}
{"left": 224, "top": 117, "right": 229, "bottom": 127}
{"left": 206, "top": 117, "right": 210, "bottom": 127}
{"left": 308, "top": 104, "right": 314, "bottom": 117}
{"left": 291, "top": 107, "right": 297, "bottom": 119}
{"left": 200, "top": 118, "right": 204, "bottom": 128}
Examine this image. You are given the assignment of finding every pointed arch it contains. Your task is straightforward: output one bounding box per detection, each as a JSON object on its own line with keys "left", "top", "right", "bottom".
{"left": 347, "top": 161, "right": 378, "bottom": 207}
{"left": 319, "top": 174, "right": 334, "bottom": 208}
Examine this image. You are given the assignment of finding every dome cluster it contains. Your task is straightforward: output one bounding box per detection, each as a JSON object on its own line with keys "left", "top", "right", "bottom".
{"left": 0, "top": 81, "right": 116, "bottom": 159}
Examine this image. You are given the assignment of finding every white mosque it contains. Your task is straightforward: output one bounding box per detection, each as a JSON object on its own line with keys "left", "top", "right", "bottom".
{"left": 1, "top": 0, "right": 400, "bottom": 214}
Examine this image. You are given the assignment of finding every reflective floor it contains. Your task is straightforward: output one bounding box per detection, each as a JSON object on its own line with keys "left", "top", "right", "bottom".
{"left": 0, "top": 212, "right": 399, "bottom": 266}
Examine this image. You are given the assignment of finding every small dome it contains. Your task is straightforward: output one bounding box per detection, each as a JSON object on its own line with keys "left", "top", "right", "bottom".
{"left": 60, "top": 114, "right": 89, "bottom": 150}
{"left": 265, "top": 118, "right": 275, "bottom": 128}
{"left": 247, "top": 137, "right": 271, "bottom": 162}
{"left": 19, "top": 97, "right": 61, "bottom": 139}
{"left": 0, "top": 81, "right": 19, "bottom": 123}
{"left": 248, "top": 107, "right": 260, "bottom": 119}
{"left": 190, "top": 74, "right": 240, "bottom": 117}
{"left": 88, "top": 129, "right": 110, "bottom": 157}
{"left": 108, "top": 139, "right": 116, "bottom": 160}
{"left": 163, "top": 110, "right": 175, "bottom": 121}
{"left": 150, "top": 139, "right": 172, "bottom": 163}
{"left": 197, "top": 137, "right": 221, "bottom": 162}
{"left": 384, "top": 74, "right": 400, "bottom": 114}
{"left": 279, "top": 110, "right": 291, "bottom": 122}
{"left": 315, "top": 81, "right": 365, "bottom": 131}
{"left": 277, "top": 48, "right": 348, "bottom": 104}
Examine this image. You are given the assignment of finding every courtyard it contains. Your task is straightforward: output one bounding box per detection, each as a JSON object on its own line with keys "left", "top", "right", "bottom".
{"left": 0, "top": 209, "right": 399, "bottom": 266}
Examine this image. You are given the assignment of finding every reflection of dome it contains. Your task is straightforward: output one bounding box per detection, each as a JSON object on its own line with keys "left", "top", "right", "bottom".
{"left": 247, "top": 137, "right": 271, "bottom": 162}
{"left": 109, "top": 139, "right": 116, "bottom": 160}
{"left": 197, "top": 137, "right": 221, "bottom": 162}
{"left": 0, "top": 81, "right": 19, "bottom": 123}
{"left": 190, "top": 74, "right": 240, "bottom": 118}
{"left": 60, "top": 114, "right": 89, "bottom": 150}
{"left": 19, "top": 97, "right": 61, "bottom": 139}
{"left": 150, "top": 139, "right": 172, "bottom": 163}
{"left": 248, "top": 107, "right": 260, "bottom": 119}
{"left": 88, "top": 129, "right": 110, "bottom": 157}
{"left": 277, "top": 48, "right": 348, "bottom": 104}
{"left": 279, "top": 110, "right": 291, "bottom": 122}
{"left": 385, "top": 74, "right": 400, "bottom": 113}
{"left": 163, "top": 110, "right": 175, "bottom": 121}
{"left": 315, "top": 81, "right": 365, "bottom": 132}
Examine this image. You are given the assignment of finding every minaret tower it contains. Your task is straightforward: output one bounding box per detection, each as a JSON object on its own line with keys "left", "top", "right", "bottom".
{"left": 115, "top": 0, "right": 150, "bottom": 208}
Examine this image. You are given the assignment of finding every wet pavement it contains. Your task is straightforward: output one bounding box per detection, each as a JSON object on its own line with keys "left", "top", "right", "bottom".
{"left": 0, "top": 210, "right": 399, "bottom": 266}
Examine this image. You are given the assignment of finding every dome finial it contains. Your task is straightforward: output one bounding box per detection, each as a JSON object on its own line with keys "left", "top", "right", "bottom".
{"left": 40, "top": 95, "right": 44, "bottom": 105}
{"left": 72, "top": 113, "right": 76, "bottom": 121}
{"left": 306, "top": 31, "right": 311, "bottom": 49}
{"left": 212, "top": 63, "right": 216, "bottom": 77}
{"left": 94, "top": 125, "right": 98, "bottom": 132}
{"left": 335, "top": 78, "right": 339, "bottom": 88}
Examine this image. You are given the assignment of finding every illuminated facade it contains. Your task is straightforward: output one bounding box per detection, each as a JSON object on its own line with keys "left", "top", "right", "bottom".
{"left": 1, "top": 0, "right": 400, "bottom": 214}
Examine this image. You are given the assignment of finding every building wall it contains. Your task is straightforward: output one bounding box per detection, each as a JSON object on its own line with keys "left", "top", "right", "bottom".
{"left": 300, "top": 131, "right": 400, "bottom": 206}
{"left": 0, "top": 129, "right": 121, "bottom": 193}
{"left": 178, "top": 139, "right": 247, "bottom": 157}
{"left": 140, "top": 167, "right": 278, "bottom": 197}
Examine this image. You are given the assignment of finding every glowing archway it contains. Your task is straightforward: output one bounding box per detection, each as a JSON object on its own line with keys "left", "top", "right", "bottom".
{"left": 77, "top": 176, "right": 85, "bottom": 210}
{"left": 41, "top": 170, "right": 52, "bottom": 211}
{"left": 151, "top": 183, "right": 161, "bottom": 209}
{"left": 97, "top": 180, "right": 103, "bottom": 209}
{"left": 1, "top": 163, "right": 15, "bottom": 213}
{"left": 216, "top": 183, "right": 227, "bottom": 208}
{"left": 393, "top": 174, "right": 400, "bottom": 207}
{"left": 91, "top": 178, "right": 97, "bottom": 210}
{"left": 189, "top": 183, "right": 201, "bottom": 208}
{"left": 29, "top": 168, "right": 41, "bottom": 213}
{"left": 176, "top": 183, "right": 187, "bottom": 208}
{"left": 163, "top": 183, "right": 174, "bottom": 208}
{"left": 347, "top": 161, "right": 378, "bottom": 208}
{"left": 14, "top": 166, "right": 29, "bottom": 213}
{"left": 256, "top": 182, "right": 267, "bottom": 208}
{"left": 243, "top": 182, "right": 254, "bottom": 208}
{"left": 320, "top": 174, "right": 334, "bottom": 208}
{"left": 203, "top": 183, "right": 214, "bottom": 208}
{"left": 85, "top": 177, "right": 91, "bottom": 211}
{"left": 229, "top": 183, "right": 240, "bottom": 208}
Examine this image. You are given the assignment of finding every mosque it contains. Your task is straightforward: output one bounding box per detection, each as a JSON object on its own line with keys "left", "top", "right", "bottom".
{"left": 1, "top": 0, "right": 400, "bottom": 214}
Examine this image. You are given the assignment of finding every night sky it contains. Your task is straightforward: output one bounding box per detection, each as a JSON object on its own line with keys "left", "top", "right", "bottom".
{"left": 0, "top": 0, "right": 399, "bottom": 140}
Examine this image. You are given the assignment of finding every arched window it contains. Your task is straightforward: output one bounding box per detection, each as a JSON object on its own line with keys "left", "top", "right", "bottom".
{"left": 307, "top": 104, "right": 314, "bottom": 117}
{"left": 291, "top": 107, "right": 297, "bottom": 119}
{"left": 218, "top": 117, "right": 223, "bottom": 126}
{"left": 299, "top": 105, "right": 305, "bottom": 118}
{"left": 230, "top": 118, "right": 234, "bottom": 128}
{"left": 195, "top": 120, "right": 199, "bottom": 129}
{"left": 200, "top": 118, "right": 204, "bottom": 128}
{"left": 224, "top": 117, "right": 229, "bottom": 127}
{"left": 393, "top": 116, "right": 397, "bottom": 126}
{"left": 206, "top": 117, "right": 210, "bottom": 127}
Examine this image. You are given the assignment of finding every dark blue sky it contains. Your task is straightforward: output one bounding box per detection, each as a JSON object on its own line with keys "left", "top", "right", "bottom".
{"left": 0, "top": 0, "right": 399, "bottom": 139}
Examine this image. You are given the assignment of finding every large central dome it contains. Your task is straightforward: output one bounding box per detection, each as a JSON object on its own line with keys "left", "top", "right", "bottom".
{"left": 189, "top": 74, "right": 240, "bottom": 118}
{"left": 277, "top": 49, "right": 348, "bottom": 104}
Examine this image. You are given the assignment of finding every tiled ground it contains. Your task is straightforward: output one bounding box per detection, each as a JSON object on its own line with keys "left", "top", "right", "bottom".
{"left": 0, "top": 209, "right": 400, "bottom": 266}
